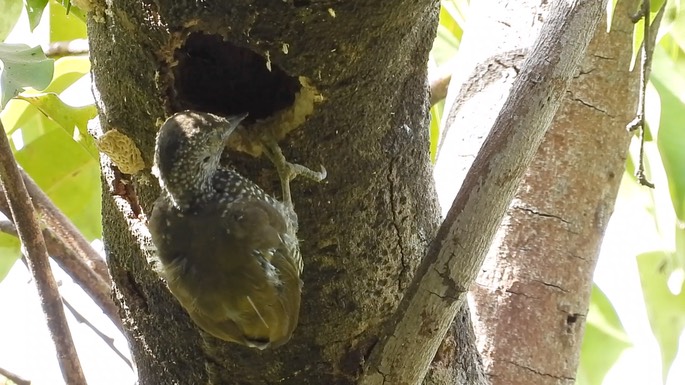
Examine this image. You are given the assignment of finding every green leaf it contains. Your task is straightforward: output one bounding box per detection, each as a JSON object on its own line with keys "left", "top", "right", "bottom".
{"left": 631, "top": 17, "right": 644, "bottom": 69}
{"left": 0, "top": 110, "right": 101, "bottom": 248}
{"left": 440, "top": 1, "right": 465, "bottom": 44}
{"left": 576, "top": 285, "right": 631, "bottom": 385}
{"left": 669, "top": 4, "right": 685, "bottom": 52}
{"left": 651, "top": 0, "right": 668, "bottom": 13}
{"left": 17, "top": 93, "right": 98, "bottom": 159}
{"left": 1, "top": 98, "right": 52, "bottom": 147}
{"left": 0, "top": 232, "right": 21, "bottom": 282}
{"left": 0, "top": 43, "right": 54, "bottom": 108}
{"left": 429, "top": 101, "right": 443, "bottom": 164}
{"left": 676, "top": 223, "right": 685, "bottom": 270}
{"left": 0, "top": 51, "right": 101, "bottom": 245}
{"left": 432, "top": 8, "right": 461, "bottom": 66}
{"left": 43, "top": 56, "right": 90, "bottom": 94}
{"left": 637, "top": 251, "right": 685, "bottom": 382}
{"left": 431, "top": 0, "right": 467, "bottom": 66}
{"left": 0, "top": 55, "right": 90, "bottom": 140}
{"left": 631, "top": 3, "right": 668, "bottom": 70}
{"left": 49, "top": 0, "right": 86, "bottom": 41}
{"left": 0, "top": 0, "right": 23, "bottom": 41}
{"left": 24, "top": 0, "right": 49, "bottom": 32}
{"left": 653, "top": 47, "right": 685, "bottom": 221}
{"left": 607, "top": 0, "right": 619, "bottom": 30}
{"left": 13, "top": 128, "right": 102, "bottom": 240}
{"left": 625, "top": 151, "right": 636, "bottom": 178}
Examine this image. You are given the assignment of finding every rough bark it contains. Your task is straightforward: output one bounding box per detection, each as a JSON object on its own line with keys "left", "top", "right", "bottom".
{"left": 360, "top": 2, "right": 606, "bottom": 384}
{"left": 469, "top": 1, "right": 640, "bottom": 384}
{"left": 88, "top": 1, "right": 446, "bottom": 384}
{"left": 435, "top": 0, "right": 639, "bottom": 384}
{"left": 85, "top": 0, "right": 620, "bottom": 384}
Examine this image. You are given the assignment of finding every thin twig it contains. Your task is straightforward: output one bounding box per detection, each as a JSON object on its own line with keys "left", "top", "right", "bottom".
{"left": 627, "top": 0, "right": 653, "bottom": 188}
{"left": 0, "top": 119, "right": 87, "bottom": 385}
{"left": 16, "top": 256, "right": 130, "bottom": 369}
{"left": 19, "top": 169, "right": 110, "bottom": 284}
{"left": 43, "top": 229, "right": 122, "bottom": 331}
{"left": 626, "top": 0, "right": 666, "bottom": 188}
{"left": 43, "top": 39, "right": 89, "bottom": 58}
{"left": 0, "top": 216, "right": 122, "bottom": 332}
{"left": 6, "top": 173, "right": 118, "bottom": 327}
{"left": 62, "top": 298, "right": 133, "bottom": 369}
{"left": 0, "top": 366, "right": 30, "bottom": 385}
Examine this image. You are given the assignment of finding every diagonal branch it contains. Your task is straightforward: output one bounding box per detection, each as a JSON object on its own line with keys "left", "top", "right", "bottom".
{"left": 467, "top": 0, "right": 641, "bottom": 382}
{"left": 0, "top": 172, "right": 117, "bottom": 328}
{"left": 359, "top": 1, "right": 607, "bottom": 384}
{"left": 0, "top": 119, "right": 87, "bottom": 385}
{"left": 0, "top": 165, "right": 117, "bottom": 331}
{"left": 0, "top": 213, "right": 122, "bottom": 332}
{"left": 19, "top": 169, "right": 110, "bottom": 283}
{"left": 0, "top": 366, "right": 30, "bottom": 385}
{"left": 14, "top": 255, "right": 130, "bottom": 369}
{"left": 62, "top": 298, "right": 132, "bottom": 369}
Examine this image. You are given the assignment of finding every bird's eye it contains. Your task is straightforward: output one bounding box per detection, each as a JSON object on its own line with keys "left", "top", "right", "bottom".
{"left": 202, "top": 156, "right": 211, "bottom": 163}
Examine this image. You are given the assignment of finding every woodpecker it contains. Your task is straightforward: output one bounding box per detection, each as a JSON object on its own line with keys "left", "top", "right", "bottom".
{"left": 148, "top": 110, "right": 324, "bottom": 349}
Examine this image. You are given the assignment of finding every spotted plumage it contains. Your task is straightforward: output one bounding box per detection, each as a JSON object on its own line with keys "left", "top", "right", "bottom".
{"left": 149, "top": 111, "right": 302, "bottom": 349}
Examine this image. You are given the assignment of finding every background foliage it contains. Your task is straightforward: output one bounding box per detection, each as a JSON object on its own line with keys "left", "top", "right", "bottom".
{"left": 0, "top": 0, "right": 683, "bottom": 384}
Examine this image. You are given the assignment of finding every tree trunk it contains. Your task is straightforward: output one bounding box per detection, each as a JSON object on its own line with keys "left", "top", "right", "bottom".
{"left": 435, "top": 1, "right": 639, "bottom": 384}
{"left": 88, "top": 0, "right": 615, "bottom": 384}
{"left": 89, "top": 1, "right": 446, "bottom": 384}
{"left": 470, "top": 2, "right": 639, "bottom": 384}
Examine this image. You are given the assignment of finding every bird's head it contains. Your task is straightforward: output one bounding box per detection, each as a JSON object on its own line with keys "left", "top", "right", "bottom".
{"left": 153, "top": 111, "right": 247, "bottom": 208}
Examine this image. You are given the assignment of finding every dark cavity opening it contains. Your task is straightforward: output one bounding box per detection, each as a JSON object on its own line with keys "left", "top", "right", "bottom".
{"left": 171, "top": 33, "right": 301, "bottom": 122}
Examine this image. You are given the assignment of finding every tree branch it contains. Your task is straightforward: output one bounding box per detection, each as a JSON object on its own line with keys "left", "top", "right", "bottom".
{"left": 14, "top": 255, "right": 130, "bottom": 370}
{"left": 62, "top": 298, "right": 132, "bottom": 369}
{"left": 467, "top": 0, "right": 641, "bottom": 382}
{"left": 0, "top": 366, "right": 30, "bottom": 385}
{"left": 0, "top": 120, "right": 87, "bottom": 385}
{"left": 359, "top": 1, "right": 606, "bottom": 384}
{"left": 0, "top": 214, "right": 122, "bottom": 332}
{"left": 19, "top": 169, "right": 110, "bottom": 283}
{"left": 44, "top": 39, "right": 89, "bottom": 58}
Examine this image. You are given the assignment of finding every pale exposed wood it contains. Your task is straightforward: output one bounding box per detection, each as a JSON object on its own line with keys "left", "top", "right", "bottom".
{"left": 468, "top": 0, "right": 640, "bottom": 384}
{"left": 360, "top": 1, "right": 607, "bottom": 384}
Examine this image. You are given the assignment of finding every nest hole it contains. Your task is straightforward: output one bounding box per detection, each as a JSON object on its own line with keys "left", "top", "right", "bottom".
{"left": 171, "top": 33, "right": 301, "bottom": 123}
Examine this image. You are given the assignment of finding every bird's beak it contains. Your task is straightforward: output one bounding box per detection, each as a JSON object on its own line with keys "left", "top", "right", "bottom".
{"left": 228, "top": 112, "right": 248, "bottom": 126}
{"left": 221, "top": 112, "right": 248, "bottom": 140}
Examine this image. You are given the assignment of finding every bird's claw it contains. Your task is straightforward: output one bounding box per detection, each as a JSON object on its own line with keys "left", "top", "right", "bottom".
{"left": 262, "top": 140, "right": 326, "bottom": 209}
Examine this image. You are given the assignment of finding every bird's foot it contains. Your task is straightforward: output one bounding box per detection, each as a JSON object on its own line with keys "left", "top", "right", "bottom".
{"left": 262, "top": 140, "right": 326, "bottom": 208}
